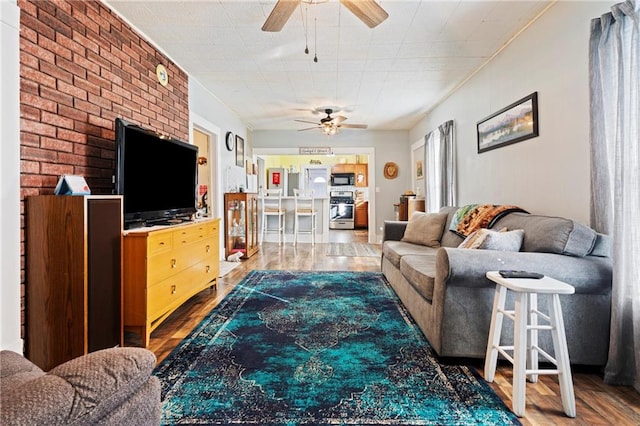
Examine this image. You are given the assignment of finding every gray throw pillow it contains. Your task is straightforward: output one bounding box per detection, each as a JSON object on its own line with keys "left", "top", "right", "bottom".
{"left": 480, "top": 229, "right": 525, "bottom": 251}
{"left": 401, "top": 211, "right": 448, "bottom": 247}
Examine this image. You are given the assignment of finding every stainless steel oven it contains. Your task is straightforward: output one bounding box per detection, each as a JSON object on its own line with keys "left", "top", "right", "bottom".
{"left": 329, "top": 191, "right": 355, "bottom": 229}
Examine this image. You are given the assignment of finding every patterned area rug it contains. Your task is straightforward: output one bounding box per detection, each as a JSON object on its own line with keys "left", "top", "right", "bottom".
{"left": 154, "top": 271, "right": 520, "bottom": 425}
{"left": 325, "top": 242, "right": 381, "bottom": 257}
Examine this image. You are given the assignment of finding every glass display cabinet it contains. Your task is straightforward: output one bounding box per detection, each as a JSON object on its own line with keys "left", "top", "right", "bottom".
{"left": 224, "top": 192, "right": 259, "bottom": 259}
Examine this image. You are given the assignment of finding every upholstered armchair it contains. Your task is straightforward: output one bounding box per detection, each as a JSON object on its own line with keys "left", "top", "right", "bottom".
{"left": 1, "top": 347, "right": 161, "bottom": 425}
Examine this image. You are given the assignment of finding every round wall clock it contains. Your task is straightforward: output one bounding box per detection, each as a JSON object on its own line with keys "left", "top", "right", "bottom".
{"left": 155, "top": 64, "right": 168, "bottom": 87}
{"left": 384, "top": 162, "right": 398, "bottom": 179}
{"left": 225, "top": 132, "right": 235, "bottom": 151}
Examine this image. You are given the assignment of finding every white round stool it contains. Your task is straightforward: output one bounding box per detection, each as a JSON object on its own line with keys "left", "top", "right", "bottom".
{"left": 484, "top": 271, "right": 576, "bottom": 418}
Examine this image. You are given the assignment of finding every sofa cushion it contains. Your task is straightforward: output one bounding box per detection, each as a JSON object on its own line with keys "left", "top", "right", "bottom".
{"left": 382, "top": 240, "right": 439, "bottom": 268}
{"left": 400, "top": 254, "right": 437, "bottom": 301}
{"left": 590, "top": 233, "right": 611, "bottom": 257}
{"left": 439, "top": 207, "right": 465, "bottom": 248}
{"left": 401, "top": 211, "right": 448, "bottom": 247}
{"left": 493, "top": 213, "right": 597, "bottom": 257}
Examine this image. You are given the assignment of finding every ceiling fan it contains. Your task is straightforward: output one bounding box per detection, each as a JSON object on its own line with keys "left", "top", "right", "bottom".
{"left": 296, "top": 108, "right": 368, "bottom": 135}
{"left": 262, "top": 0, "right": 388, "bottom": 32}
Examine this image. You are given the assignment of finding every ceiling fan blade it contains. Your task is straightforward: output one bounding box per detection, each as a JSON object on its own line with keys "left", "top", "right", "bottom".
{"left": 340, "top": 123, "right": 368, "bottom": 129}
{"left": 340, "top": 0, "right": 388, "bottom": 28}
{"left": 262, "top": 0, "right": 300, "bottom": 32}
{"left": 294, "top": 119, "right": 320, "bottom": 125}
{"left": 332, "top": 115, "right": 347, "bottom": 125}
{"left": 297, "top": 127, "right": 319, "bottom": 131}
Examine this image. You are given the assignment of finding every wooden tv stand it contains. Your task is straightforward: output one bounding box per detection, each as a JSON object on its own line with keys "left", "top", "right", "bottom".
{"left": 123, "top": 218, "right": 220, "bottom": 347}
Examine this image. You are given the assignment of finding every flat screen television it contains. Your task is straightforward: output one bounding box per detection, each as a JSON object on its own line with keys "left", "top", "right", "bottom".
{"left": 115, "top": 118, "right": 198, "bottom": 229}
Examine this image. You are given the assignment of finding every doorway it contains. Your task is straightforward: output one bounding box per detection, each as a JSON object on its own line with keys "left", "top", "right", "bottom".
{"left": 254, "top": 147, "right": 377, "bottom": 244}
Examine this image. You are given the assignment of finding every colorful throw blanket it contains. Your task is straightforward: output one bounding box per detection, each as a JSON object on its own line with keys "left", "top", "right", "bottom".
{"left": 449, "top": 204, "right": 528, "bottom": 237}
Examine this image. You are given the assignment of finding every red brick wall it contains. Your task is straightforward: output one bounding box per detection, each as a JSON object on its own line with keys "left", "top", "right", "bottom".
{"left": 18, "top": 0, "right": 189, "bottom": 338}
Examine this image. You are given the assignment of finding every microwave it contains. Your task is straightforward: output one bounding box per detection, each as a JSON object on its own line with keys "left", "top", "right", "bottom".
{"left": 331, "top": 173, "right": 355, "bottom": 186}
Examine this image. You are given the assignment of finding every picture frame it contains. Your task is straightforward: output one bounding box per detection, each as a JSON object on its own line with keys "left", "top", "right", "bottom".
{"left": 477, "top": 92, "right": 538, "bottom": 153}
{"left": 235, "top": 135, "right": 244, "bottom": 167}
{"left": 416, "top": 160, "right": 424, "bottom": 179}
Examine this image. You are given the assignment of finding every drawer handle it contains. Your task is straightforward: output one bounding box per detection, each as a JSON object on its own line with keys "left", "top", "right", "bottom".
{"left": 159, "top": 242, "right": 165, "bottom": 246}
{"left": 206, "top": 265, "right": 210, "bottom": 273}
{"left": 206, "top": 245, "right": 211, "bottom": 252}
{"left": 171, "top": 258, "right": 177, "bottom": 268}
{"left": 171, "top": 284, "right": 176, "bottom": 294}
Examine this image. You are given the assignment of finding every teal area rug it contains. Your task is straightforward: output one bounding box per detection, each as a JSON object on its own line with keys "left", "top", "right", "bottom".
{"left": 154, "top": 270, "right": 520, "bottom": 425}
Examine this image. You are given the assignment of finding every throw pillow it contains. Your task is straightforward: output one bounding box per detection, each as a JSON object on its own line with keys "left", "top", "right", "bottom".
{"left": 401, "top": 211, "right": 448, "bottom": 247}
{"left": 480, "top": 229, "right": 525, "bottom": 251}
{"left": 458, "top": 228, "right": 491, "bottom": 249}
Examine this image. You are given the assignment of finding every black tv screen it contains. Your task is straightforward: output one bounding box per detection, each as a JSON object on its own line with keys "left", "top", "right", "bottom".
{"left": 115, "top": 118, "right": 198, "bottom": 228}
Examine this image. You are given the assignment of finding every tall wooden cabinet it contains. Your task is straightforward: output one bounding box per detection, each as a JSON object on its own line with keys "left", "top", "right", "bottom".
{"left": 224, "top": 192, "right": 259, "bottom": 259}
{"left": 27, "top": 195, "right": 123, "bottom": 371}
{"left": 123, "top": 218, "right": 220, "bottom": 347}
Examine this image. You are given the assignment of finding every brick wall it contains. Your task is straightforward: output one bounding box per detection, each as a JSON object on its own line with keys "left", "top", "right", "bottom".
{"left": 18, "top": 0, "right": 189, "bottom": 338}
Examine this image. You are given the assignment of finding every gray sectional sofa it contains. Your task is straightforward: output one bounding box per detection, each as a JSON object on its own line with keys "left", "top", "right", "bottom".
{"left": 382, "top": 206, "right": 613, "bottom": 366}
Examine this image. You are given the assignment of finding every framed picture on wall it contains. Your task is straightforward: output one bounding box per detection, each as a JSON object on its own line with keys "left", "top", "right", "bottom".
{"left": 235, "top": 135, "right": 244, "bottom": 167}
{"left": 477, "top": 92, "right": 539, "bottom": 153}
{"left": 416, "top": 160, "right": 424, "bottom": 179}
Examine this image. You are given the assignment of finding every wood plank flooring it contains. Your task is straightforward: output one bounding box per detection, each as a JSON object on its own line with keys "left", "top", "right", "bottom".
{"left": 140, "top": 230, "right": 640, "bottom": 426}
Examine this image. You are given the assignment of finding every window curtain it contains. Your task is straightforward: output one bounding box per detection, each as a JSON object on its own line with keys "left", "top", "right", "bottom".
{"left": 589, "top": 0, "right": 639, "bottom": 391}
{"left": 424, "top": 120, "right": 456, "bottom": 212}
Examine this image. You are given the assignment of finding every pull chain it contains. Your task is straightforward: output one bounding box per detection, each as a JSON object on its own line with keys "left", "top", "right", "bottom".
{"left": 313, "top": 17, "right": 318, "bottom": 63}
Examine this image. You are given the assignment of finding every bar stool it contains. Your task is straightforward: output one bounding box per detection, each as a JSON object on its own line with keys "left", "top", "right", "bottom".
{"left": 259, "top": 189, "right": 286, "bottom": 245}
{"left": 484, "top": 271, "right": 576, "bottom": 418}
{"left": 293, "top": 188, "right": 316, "bottom": 246}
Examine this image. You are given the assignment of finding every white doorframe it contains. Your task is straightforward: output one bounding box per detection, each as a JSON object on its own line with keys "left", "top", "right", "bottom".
{"left": 189, "top": 113, "right": 222, "bottom": 258}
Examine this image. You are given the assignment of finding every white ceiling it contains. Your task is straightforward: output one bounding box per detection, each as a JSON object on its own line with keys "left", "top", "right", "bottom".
{"left": 104, "top": 0, "right": 552, "bottom": 132}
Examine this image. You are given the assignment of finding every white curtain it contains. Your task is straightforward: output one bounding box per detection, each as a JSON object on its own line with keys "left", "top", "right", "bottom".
{"left": 589, "top": 0, "right": 640, "bottom": 391}
{"left": 424, "top": 120, "right": 456, "bottom": 212}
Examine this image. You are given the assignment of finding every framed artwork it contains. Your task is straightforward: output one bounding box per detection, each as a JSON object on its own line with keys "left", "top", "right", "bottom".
{"left": 246, "top": 160, "right": 252, "bottom": 175}
{"left": 416, "top": 160, "right": 424, "bottom": 179}
{"left": 235, "top": 135, "right": 244, "bottom": 167}
{"left": 477, "top": 92, "right": 538, "bottom": 153}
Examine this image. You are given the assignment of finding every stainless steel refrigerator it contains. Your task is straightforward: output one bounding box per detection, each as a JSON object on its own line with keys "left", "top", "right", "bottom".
{"left": 287, "top": 173, "right": 300, "bottom": 196}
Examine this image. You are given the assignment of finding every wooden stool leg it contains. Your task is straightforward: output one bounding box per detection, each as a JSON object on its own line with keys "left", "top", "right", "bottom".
{"left": 512, "top": 291, "right": 529, "bottom": 417}
{"left": 550, "top": 294, "right": 576, "bottom": 418}
{"left": 528, "top": 292, "right": 539, "bottom": 383}
{"left": 484, "top": 285, "right": 507, "bottom": 382}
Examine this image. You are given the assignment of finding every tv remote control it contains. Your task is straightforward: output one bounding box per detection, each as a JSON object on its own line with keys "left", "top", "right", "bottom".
{"left": 498, "top": 270, "right": 544, "bottom": 279}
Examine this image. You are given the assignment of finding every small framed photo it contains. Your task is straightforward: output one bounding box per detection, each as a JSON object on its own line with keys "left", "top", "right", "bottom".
{"left": 235, "top": 135, "right": 244, "bottom": 167}
{"left": 477, "top": 92, "right": 539, "bottom": 153}
{"left": 416, "top": 160, "right": 424, "bottom": 179}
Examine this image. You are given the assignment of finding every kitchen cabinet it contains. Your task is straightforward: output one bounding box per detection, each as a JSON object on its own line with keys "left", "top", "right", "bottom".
{"left": 355, "top": 200, "right": 369, "bottom": 229}
{"left": 354, "top": 164, "right": 368, "bottom": 187}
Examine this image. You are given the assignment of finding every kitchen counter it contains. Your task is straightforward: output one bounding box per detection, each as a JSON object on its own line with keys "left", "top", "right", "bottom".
{"left": 257, "top": 197, "right": 330, "bottom": 243}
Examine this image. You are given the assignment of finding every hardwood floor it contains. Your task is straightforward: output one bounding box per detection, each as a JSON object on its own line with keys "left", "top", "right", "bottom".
{"left": 142, "top": 229, "right": 640, "bottom": 426}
